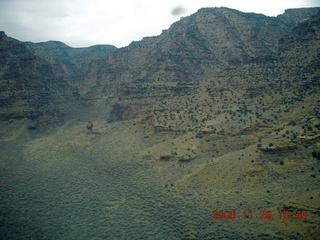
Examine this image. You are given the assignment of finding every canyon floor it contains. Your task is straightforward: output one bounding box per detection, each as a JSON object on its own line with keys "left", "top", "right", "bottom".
{"left": 0, "top": 102, "right": 319, "bottom": 240}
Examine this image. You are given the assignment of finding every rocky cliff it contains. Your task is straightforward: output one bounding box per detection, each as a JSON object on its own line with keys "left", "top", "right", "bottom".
{"left": 0, "top": 31, "right": 116, "bottom": 133}
{"left": 25, "top": 41, "right": 117, "bottom": 80}
{"left": 80, "top": 7, "right": 320, "bottom": 129}
{"left": 0, "top": 7, "right": 319, "bottom": 136}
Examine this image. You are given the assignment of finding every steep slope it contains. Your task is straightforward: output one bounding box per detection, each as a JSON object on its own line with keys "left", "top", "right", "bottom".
{"left": 0, "top": 32, "right": 77, "bottom": 121}
{"left": 80, "top": 7, "right": 320, "bottom": 129}
{"left": 25, "top": 41, "right": 117, "bottom": 80}
{"left": 0, "top": 32, "right": 117, "bottom": 138}
{"left": 82, "top": 7, "right": 320, "bottom": 196}
{"left": 99, "top": 9, "right": 319, "bottom": 238}
{"left": 277, "top": 7, "right": 320, "bottom": 26}
{"left": 278, "top": 10, "right": 320, "bottom": 71}
{"left": 81, "top": 7, "right": 294, "bottom": 99}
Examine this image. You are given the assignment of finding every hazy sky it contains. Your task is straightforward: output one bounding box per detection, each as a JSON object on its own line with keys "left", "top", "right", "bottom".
{"left": 0, "top": 0, "right": 319, "bottom": 48}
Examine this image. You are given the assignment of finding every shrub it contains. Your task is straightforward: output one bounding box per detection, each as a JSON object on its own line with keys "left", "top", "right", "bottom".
{"left": 312, "top": 151, "right": 320, "bottom": 160}
{"left": 86, "top": 121, "right": 93, "bottom": 132}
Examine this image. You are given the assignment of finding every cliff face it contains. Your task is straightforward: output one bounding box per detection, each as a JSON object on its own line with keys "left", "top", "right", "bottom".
{"left": 0, "top": 31, "right": 116, "bottom": 130}
{"left": 0, "top": 7, "right": 319, "bottom": 133}
{"left": 80, "top": 7, "right": 319, "bottom": 98}
{"left": 25, "top": 41, "right": 117, "bottom": 80}
{"left": 0, "top": 32, "right": 62, "bottom": 123}
{"left": 78, "top": 7, "right": 320, "bottom": 126}
{"left": 277, "top": 7, "right": 320, "bottom": 26}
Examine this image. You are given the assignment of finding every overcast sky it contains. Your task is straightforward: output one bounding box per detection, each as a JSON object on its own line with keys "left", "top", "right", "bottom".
{"left": 0, "top": 0, "right": 319, "bottom": 48}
